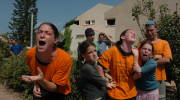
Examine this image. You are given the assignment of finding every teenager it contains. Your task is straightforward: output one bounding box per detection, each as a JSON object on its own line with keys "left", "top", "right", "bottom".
{"left": 21, "top": 22, "right": 72, "bottom": 100}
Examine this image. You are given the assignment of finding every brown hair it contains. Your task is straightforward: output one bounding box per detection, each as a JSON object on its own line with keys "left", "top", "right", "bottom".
{"left": 119, "top": 29, "right": 131, "bottom": 44}
{"left": 37, "top": 22, "right": 59, "bottom": 39}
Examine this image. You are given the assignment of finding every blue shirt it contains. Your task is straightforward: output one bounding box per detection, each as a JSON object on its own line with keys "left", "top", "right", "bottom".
{"left": 96, "top": 41, "right": 108, "bottom": 56}
{"left": 135, "top": 59, "right": 159, "bottom": 91}
{"left": 10, "top": 44, "right": 23, "bottom": 55}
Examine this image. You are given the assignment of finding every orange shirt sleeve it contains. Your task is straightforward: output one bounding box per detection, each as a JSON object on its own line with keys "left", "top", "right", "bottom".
{"left": 98, "top": 46, "right": 114, "bottom": 69}
{"left": 25, "top": 48, "right": 37, "bottom": 75}
{"left": 162, "top": 41, "right": 172, "bottom": 59}
{"left": 52, "top": 56, "right": 72, "bottom": 87}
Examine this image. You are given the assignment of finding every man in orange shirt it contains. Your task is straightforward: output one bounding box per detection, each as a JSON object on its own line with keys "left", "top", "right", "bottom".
{"left": 144, "top": 20, "right": 172, "bottom": 100}
{"left": 21, "top": 22, "right": 72, "bottom": 100}
{"left": 98, "top": 29, "right": 137, "bottom": 100}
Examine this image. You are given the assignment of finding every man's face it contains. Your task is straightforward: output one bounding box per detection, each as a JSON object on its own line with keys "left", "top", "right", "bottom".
{"left": 145, "top": 25, "right": 158, "bottom": 40}
{"left": 36, "top": 24, "right": 57, "bottom": 53}
{"left": 86, "top": 34, "right": 95, "bottom": 43}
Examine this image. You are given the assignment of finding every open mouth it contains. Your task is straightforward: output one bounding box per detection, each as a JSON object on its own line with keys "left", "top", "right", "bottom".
{"left": 39, "top": 41, "right": 46, "bottom": 46}
{"left": 143, "top": 54, "right": 148, "bottom": 57}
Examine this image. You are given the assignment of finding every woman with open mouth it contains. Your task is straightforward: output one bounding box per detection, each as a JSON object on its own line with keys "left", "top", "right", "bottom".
{"left": 133, "top": 41, "right": 159, "bottom": 100}
{"left": 21, "top": 22, "right": 72, "bottom": 100}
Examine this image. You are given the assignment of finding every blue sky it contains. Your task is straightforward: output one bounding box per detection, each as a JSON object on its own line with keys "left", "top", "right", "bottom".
{"left": 0, "top": 0, "right": 125, "bottom": 34}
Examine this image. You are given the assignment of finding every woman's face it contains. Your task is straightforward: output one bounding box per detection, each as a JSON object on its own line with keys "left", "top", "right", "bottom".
{"left": 121, "top": 30, "right": 137, "bottom": 44}
{"left": 140, "top": 43, "right": 153, "bottom": 62}
{"left": 82, "top": 45, "right": 98, "bottom": 63}
{"left": 36, "top": 24, "right": 58, "bottom": 53}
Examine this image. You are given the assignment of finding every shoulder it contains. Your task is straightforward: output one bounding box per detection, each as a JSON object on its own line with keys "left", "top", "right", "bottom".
{"left": 26, "top": 47, "right": 36, "bottom": 57}
{"left": 147, "top": 59, "right": 157, "bottom": 65}
{"left": 57, "top": 48, "right": 72, "bottom": 61}
{"left": 81, "top": 63, "right": 94, "bottom": 72}
{"left": 108, "top": 45, "right": 117, "bottom": 51}
{"left": 159, "top": 39, "right": 169, "bottom": 44}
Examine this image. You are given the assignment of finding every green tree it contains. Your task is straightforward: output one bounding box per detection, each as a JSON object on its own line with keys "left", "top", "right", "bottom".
{"left": 158, "top": 5, "right": 180, "bottom": 98}
{"left": 57, "top": 27, "right": 72, "bottom": 52}
{"left": 8, "top": 0, "right": 38, "bottom": 46}
{"left": 132, "top": 0, "right": 180, "bottom": 98}
{"left": 132, "top": 0, "right": 155, "bottom": 38}
{"left": 63, "top": 27, "right": 72, "bottom": 51}
{"left": 64, "top": 19, "right": 76, "bottom": 28}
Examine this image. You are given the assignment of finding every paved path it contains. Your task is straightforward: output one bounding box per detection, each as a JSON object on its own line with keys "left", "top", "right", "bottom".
{"left": 0, "top": 84, "right": 22, "bottom": 100}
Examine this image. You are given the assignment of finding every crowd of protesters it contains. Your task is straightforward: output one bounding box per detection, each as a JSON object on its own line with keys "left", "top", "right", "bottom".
{"left": 1, "top": 20, "right": 172, "bottom": 100}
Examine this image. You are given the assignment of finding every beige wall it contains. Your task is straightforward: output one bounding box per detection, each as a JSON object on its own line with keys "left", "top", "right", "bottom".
{"left": 70, "top": 0, "right": 180, "bottom": 58}
{"left": 70, "top": 4, "right": 113, "bottom": 58}
{"left": 105, "top": 0, "right": 180, "bottom": 41}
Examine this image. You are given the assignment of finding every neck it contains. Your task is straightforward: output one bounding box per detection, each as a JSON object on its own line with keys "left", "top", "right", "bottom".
{"left": 37, "top": 48, "right": 57, "bottom": 63}
{"left": 147, "top": 37, "right": 160, "bottom": 43}
{"left": 121, "top": 42, "right": 132, "bottom": 52}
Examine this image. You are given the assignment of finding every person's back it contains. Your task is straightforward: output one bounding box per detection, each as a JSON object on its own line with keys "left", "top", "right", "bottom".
{"left": 10, "top": 40, "right": 23, "bottom": 55}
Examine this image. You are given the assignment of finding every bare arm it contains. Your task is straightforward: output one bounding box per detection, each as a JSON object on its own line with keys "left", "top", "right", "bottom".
{"left": 21, "top": 67, "right": 58, "bottom": 93}
{"left": 154, "top": 55, "right": 171, "bottom": 65}
{"left": 132, "top": 48, "right": 141, "bottom": 80}
{"left": 96, "top": 64, "right": 116, "bottom": 89}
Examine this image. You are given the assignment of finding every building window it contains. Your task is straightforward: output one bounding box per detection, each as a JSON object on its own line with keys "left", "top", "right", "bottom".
{"left": 74, "top": 20, "right": 79, "bottom": 25}
{"left": 85, "top": 20, "right": 95, "bottom": 25}
{"left": 76, "top": 34, "right": 85, "bottom": 39}
{"left": 85, "top": 20, "right": 91, "bottom": 25}
{"left": 107, "top": 19, "right": 115, "bottom": 25}
{"left": 91, "top": 20, "right": 95, "bottom": 25}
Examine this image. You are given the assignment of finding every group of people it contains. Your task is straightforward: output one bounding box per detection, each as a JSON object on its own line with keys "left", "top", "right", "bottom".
{"left": 20, "top": 20, "right": 172, "bottom": 100}
{"left": 0, "top": 35, "right": 24, "bottom": 56}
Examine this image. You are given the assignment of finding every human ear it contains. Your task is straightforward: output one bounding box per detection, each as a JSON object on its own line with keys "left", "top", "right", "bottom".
{"left": 54, "top": 37, "right": 60, "bottom": 44}
{"left": 120, "top": 35, "right": 125, "bottom": 40}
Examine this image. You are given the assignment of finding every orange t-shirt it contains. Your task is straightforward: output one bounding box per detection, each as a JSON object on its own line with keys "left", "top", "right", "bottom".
{"left": 98, "top": 45, "right": 137, "bottom": 100}
{"left": 152, "top": 39, "right": 172, "bottom": 80}
{"left": 26, "top": 47, "right": 72, "bottom": 95}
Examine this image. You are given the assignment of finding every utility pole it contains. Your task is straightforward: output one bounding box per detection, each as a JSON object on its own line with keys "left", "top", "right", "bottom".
{"left": 30, "top": 11, "right": 34, "bottom": 48}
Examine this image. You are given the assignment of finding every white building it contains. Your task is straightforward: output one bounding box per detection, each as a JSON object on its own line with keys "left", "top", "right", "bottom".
{"left": 70, "top": 3, "right": 114, "bottom": 58}
{"left": 70, "top": 0, "right": 180, "bottom": 58}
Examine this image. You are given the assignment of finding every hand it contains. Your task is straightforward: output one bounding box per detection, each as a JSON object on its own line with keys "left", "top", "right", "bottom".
{"left": 105, "top": 73, "right": 113, "bottom": 81}
{"left": 21, "top": 67, "right": 44, "bottom": 83}
{"left": 132, "top": 48, "right": 139, "bottom": 57}
{"left": 33, "top": 83, "right": 41, "bottom": 97}
{"left": 106, "top": 80, "right": 116, "bottom": 89}
{"left": 133, "top": 65, "right": 141, "bottom": 73}
{"left": 133, "top": 73, "right": 141, "bottom": 80}
{"left": 153, "top": 55, "right": 162, "bottom": 60}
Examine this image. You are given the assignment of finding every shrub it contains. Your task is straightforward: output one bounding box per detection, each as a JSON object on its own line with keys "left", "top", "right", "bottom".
{"left": 0, "top": 50, "right": 33, "bottom": 100}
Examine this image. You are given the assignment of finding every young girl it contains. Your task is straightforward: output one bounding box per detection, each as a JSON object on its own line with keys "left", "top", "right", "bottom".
{"left": 133, "top": 41, "right": 159, "bottom": 100}
{"left": 78, "top": 41, "right": 107, "bottom": 100}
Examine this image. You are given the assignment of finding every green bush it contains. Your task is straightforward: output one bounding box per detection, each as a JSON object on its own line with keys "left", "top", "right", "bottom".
{"left": 0, "top": 50, "right": 33, "bottom": 100}
{"left": 66, "top": 59, "right": 82, "bottom": 100}
{"left": 158, "top": 12, "right": 180, "bottom": 99}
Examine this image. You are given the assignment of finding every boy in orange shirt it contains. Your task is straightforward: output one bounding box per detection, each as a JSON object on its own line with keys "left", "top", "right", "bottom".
{"left": 21, "top": 22, "right": 72, "bottom": 100}
{"left": 98, "top": 29, "right": 137, "bottom": 100}
{"left": 144, "top": 20, "right": 172, "bottom": 100}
